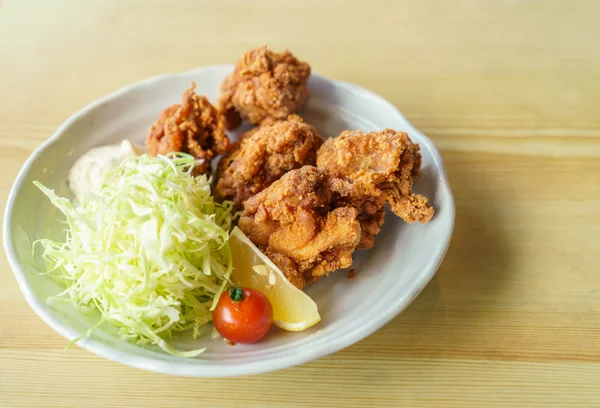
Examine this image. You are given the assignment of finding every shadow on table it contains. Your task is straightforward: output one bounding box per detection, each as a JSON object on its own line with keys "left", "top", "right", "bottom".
{"left": 338, "top": 153, "right": 515, "bottom": 383}
{"left": 405, "top": 154, "right": 512, "bottom": 332}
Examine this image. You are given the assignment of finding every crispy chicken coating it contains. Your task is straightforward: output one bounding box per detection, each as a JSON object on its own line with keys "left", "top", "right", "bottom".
{"left": 146, "top": 82, "right": 230, "bottom": 174}
{"left": 238, "top": 166, "right": 360, "bottom": 289}
{"left": 317, "top": 129, "right": 434, "bottom": 249}
{"left": 215, "top": 114, "right": 322, "bottom": 209}
{"left": 217, "top": 46, "right": 311, "bottom": 130}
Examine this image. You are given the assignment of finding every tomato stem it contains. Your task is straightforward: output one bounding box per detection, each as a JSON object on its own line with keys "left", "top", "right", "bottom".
{"left": 229, "top": 287, "right": 244, "bottom": 302}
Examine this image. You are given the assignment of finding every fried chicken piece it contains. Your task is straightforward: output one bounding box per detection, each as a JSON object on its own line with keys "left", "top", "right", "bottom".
{"left": 225, "top": 116, "right": 297, "bottom": 154}
{"left": 237, "top": 116, "right": 280, "bottom": 141}
{"left": 317, "top": 129, "right": 434, "bottom": 249}
{"left": 146, "top": 82, "right": 230, "bottom": 174}
{"left": 215, "top": 114, "right": 322, "bottom": 209}
{"left": 238, "top": 166, "right": 361, "bottom": 289}
{"left": 217, "top": 46, "right": 311, "bottom": 130}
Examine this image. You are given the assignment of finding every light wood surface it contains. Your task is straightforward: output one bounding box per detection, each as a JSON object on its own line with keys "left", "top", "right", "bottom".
{"left": 1, "top": 1, "right": 599, "bottom": 407}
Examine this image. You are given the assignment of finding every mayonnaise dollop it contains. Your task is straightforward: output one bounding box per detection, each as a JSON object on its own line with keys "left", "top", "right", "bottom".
{"left": 68, "top": 140, "right": 144, "bottom": 202}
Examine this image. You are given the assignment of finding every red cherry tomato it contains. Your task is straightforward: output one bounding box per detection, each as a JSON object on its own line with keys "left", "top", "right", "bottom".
{"left": 212, "top": 287, "right": 273, "bottom": 344}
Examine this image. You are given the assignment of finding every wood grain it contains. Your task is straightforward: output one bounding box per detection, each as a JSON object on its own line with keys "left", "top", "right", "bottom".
{"left": 1, "top": 0, "right": 599, "bottom": 407}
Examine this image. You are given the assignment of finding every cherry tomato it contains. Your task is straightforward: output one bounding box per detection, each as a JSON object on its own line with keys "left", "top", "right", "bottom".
{"left": 212, "top": 287, "right": 273, "bottom": 343}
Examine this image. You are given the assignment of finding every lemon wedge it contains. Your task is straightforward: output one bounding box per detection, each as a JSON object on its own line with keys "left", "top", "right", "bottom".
{"left": 229, "top": 227, "right": 321, "bottom": 331}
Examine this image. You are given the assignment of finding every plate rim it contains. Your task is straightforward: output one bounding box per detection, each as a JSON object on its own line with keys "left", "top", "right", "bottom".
{"left": 3, "top": 65, "right": 455, "bottom": 377}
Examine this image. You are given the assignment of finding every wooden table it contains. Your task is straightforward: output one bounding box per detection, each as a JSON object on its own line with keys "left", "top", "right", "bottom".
{"left": 1, "top": 1, "right": 599, "bottom": 407}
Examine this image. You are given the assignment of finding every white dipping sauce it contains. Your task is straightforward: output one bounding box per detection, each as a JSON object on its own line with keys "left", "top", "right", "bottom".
{"left": 68, "top": 140, "right": 144, "bottom": 202}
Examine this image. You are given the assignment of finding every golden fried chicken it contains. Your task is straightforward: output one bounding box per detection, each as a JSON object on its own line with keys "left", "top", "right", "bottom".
{"left": 238, "top": 166, "right": 361, "bottom": 289}
{"left": 237, "top": 116, "right": 280, "bottom": 141}
{"left": 217, "top": 46, "right": 311, "bottom": 130}
{"left": 146, "top": 82, "right": 230, "bottom": 174}
{"left": 215, "top": 114, "right": 322, "bottom": 209}
{"left": 317, "top": 129, "right": 434, "bottom": 249}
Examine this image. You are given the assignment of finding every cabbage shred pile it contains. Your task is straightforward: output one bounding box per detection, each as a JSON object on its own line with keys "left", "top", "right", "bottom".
{"left": 34, "top": 153, "right": 235, "bottom": 357}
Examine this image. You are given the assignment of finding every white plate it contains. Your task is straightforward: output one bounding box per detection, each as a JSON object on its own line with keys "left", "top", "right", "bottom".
{"left": 3, "top": 65, "right": 455, "bottom": 377}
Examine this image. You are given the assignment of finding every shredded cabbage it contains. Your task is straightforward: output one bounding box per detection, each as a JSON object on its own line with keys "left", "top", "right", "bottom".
{"left": 33, "top": 153, "right": 234, "bottom": 357}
